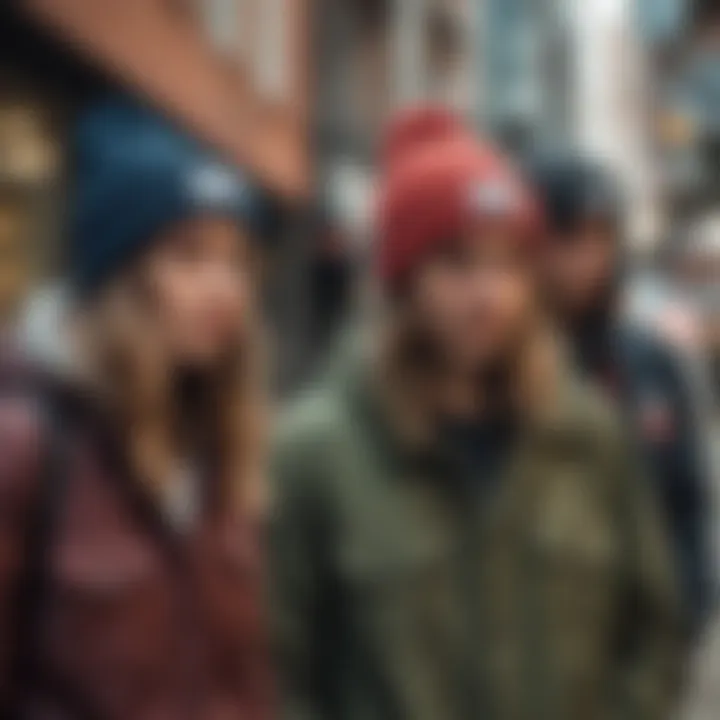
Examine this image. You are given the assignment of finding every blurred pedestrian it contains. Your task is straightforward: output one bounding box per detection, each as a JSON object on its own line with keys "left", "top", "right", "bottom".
{"left": 671, "top": 213, "right": 720, "bottom": 400}
{"left": 530, "top": 155, "right": 716, "bottom": 640}
{"left": 272, "top": 108, "right": 680, "bottom": 720}
{"left": 0, "top": 98, "right": 273, "bottom": 718}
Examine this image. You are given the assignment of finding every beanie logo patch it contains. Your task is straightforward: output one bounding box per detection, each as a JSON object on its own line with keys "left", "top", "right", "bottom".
{"left": 468, "top": 178, "right": 519, "bottom": 217}
{"left": 185, "top": 164, "right": 247, "bottom": 208}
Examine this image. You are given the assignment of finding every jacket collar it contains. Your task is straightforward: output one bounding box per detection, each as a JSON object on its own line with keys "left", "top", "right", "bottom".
{"left": 332, "top": 324, "right": 593, "bottom": 467}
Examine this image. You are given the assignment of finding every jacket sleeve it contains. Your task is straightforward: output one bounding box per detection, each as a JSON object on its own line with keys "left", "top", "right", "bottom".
{"left": 656, "top": 343, "right": 716, "bottom": 634}
{"left": 0, "top": 395, "right": 43, "bottom": 705}
{"left": 269, "top": 408, "right": 334, "bottom": 720}
{"left": 610, "top": 429, "right": 683, "bottom": 720}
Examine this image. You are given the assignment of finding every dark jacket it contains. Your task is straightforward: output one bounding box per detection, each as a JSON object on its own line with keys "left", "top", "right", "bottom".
{"left": 271, "top": 344, "right": 681, "bottom": 720}
{"left": 574, "top": 320, "right": 715, "bottom": 635}
{"left": 0, "top": 359, "right": 273, "bottom": 720}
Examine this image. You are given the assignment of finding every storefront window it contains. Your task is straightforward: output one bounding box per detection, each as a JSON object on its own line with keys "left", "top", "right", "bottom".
{"left": 0, "top": 104, "right": 59, "bottom": 184}
{"left": 0, "top": 98, "right": 63, "bottom": 322}
{"left": 0, "top": 197, "right": 32, "bottom": 321}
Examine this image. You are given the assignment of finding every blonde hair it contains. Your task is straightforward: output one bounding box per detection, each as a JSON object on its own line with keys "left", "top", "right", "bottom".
{"left": 76, "top": 272, "right": 268, "bottom": 519}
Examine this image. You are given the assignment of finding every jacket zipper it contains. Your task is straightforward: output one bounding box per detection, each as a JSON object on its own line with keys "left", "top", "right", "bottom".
{"left": 452, "top": 466, "right": 489, "bottom": 720}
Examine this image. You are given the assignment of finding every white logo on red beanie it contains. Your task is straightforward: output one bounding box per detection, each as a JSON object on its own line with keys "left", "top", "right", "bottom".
{"left": 468, "top": 178, "right": 520, "bottom": 216}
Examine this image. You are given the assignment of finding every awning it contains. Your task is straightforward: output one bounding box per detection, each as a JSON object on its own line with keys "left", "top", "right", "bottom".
{"left": 22, "top": 0, "right": 310, "bottom": 200}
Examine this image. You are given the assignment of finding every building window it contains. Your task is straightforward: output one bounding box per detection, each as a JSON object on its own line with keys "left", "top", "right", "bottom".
{"left": 199, "top": 0, "right": 291, "bottom": 102}
{"left": 254, "top": 0, "right": 290, "bottom": 101}
{"left": 202, "top": 0, "right": 244, "bottom": 56}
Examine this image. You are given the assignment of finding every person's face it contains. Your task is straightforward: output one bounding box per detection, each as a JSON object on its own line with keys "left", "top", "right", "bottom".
{"left": 543, "top": 219, "right": 616, "bottom": 317}
{"left": 408, "top": 225, "right": 536, "bottom": 374}
{"left": 143, "top": 215, "right": 253, "bottom": 368}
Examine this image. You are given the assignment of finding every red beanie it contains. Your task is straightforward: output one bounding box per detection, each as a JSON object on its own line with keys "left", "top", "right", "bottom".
{"left": 377, "top": 106, "right": 543, "bottom": 289}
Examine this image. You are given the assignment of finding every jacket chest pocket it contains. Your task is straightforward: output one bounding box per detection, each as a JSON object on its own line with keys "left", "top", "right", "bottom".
{"left": 532, "top": 475, "right": 617, "bottom": 563}
{"left": 528, "top": 472, "right": 620, "bottom": 627}
{"left": 50, "top": 542, "right": 174, "bottom": 680}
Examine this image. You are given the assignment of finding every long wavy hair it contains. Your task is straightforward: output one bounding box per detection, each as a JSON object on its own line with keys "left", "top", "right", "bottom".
{"left": 74, "top": 268, "right": 268, "bottom": 519}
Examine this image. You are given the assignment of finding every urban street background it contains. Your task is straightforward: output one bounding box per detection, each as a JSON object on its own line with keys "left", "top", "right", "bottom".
{"left": 0, "top": 0, "right": 718, "bottom": 716}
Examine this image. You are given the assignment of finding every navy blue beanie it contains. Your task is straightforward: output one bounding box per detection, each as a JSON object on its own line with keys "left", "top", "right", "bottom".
{"left": 525, "top": 155, "right": 623, "bottom": 235}
{"left": 69, "top": 96, "right": 270, "bottom": 297}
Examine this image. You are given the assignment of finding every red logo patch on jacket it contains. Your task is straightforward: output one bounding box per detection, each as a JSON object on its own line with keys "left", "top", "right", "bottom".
{"left": 638, "top": 395, "right": 676, "bottom": 444}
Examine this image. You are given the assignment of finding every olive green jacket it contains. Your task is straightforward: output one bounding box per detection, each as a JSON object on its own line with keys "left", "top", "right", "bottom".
{"left": 271, "top": 349, "right": 681, "bottom": 720}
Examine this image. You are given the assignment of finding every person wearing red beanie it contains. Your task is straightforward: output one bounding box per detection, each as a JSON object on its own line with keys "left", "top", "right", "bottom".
{"left": 377, "top": 105, "right": 542, "bottom": 291}
{"left": 271, "top": 107, "right": 680, "bottom": 720}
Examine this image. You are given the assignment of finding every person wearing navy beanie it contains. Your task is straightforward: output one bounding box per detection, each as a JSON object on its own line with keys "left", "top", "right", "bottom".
{"left": 530, "top": 154, "right": 715, "bottom": 642}
{"left": 69, "top": 96, "right": 271, "bottom": 297}
{"left": 0, "top": 96, "right": 274, "bottom": 719}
